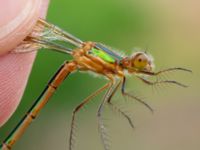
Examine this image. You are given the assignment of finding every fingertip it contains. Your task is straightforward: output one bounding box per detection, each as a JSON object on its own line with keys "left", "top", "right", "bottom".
{"left": 0, "top": 0, "right": 49, "bottom": 127}
{"left": 0, "top": 0, "right": 42, "bottom": 55}
{"left": 0, "top": 53, "right": 36, "bottom": 127}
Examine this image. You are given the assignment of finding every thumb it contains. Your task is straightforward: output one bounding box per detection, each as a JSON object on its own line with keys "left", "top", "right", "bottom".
{"left": 0, "top": 0, "right": 49, "bottom": 127}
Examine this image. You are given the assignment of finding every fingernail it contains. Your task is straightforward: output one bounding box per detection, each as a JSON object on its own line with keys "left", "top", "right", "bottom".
{"left": 0, "top": 0, "right": 42, "bottom": 55}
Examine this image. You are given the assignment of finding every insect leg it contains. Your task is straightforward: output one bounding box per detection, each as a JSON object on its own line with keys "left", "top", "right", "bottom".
{"left": 121, "top": 77, "right": 154, "bottom": 113}
{"left": 69, "top": 82, "right": 110, "bottom": 150}
{"left": 107, "top": 79, "right": 135, "bottom": 129}
{"left": 97, "top": 78, "right": 114, "bottom": 150}
{"left": 137, "top": 76, "right": 188, "bottom": 88}
{"left": 139, "top": 67, "right": 192, "bottom": 76}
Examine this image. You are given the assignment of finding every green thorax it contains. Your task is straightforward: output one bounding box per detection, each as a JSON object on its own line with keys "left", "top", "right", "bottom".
{"left": 90, "top": 48, "right": 116, "bottom": 63}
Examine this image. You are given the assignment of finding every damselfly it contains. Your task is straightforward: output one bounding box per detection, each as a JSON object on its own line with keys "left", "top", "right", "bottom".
{"left": 0, "top": 18, "right": 191, "bottom": 150}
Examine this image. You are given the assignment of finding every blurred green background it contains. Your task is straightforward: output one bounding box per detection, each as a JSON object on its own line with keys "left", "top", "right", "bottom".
{"left": 1, "top": 0, "right": 200, "bottom": 150}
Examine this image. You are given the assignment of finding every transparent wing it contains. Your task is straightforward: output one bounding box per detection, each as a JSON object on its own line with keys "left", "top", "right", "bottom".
{"left": 13, "top": 37, "right": 73, "bottom": 54}
{"left": 13, "top": 41, "right": 41, "bottom": 53}
{"left": 13, "top": 18, "right": 125, "bottom": 58}
{"left": 36, "top": 19, "right": 83, "bottom": 47}
{"left": 13, "top": 18, "right": 83, "bottom": 54}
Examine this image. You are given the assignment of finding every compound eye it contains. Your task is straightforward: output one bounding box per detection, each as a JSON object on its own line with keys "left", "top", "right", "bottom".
{"left": 133, "top": 54, "right": 148, "bottom": 70}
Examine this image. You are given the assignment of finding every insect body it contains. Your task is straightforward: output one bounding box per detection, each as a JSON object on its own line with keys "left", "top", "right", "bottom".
{"left": 0, "top": 19, "right": 191, "bottom": 150}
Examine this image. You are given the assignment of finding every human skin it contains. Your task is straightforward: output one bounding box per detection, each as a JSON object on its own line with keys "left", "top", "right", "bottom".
{"left": 0, "top": 0, "right": 49, "bottom": 127}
